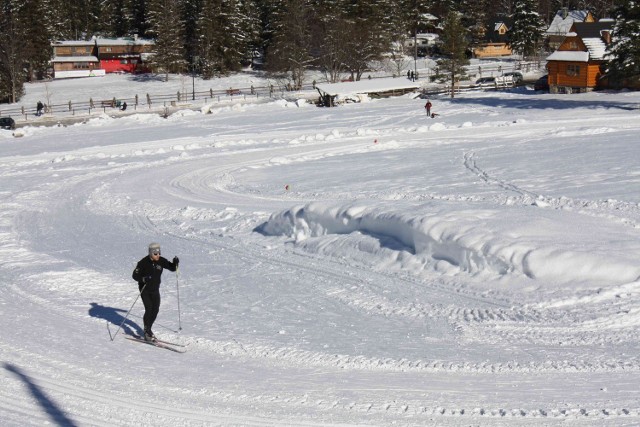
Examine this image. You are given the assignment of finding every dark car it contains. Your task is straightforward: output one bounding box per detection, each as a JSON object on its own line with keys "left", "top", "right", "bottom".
{"left": 475, "top": 77, "right": 496, "bottom": 87}
{"left": 0, "top": 117, "right": 16, "bottom": 130}
{"left": 534, "top": 75, "right": 549, "bottom": 91}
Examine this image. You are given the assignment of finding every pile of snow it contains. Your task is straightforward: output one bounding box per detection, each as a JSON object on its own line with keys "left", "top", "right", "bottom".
{"left": 259, "top": 201, "right": 640, "bottom": 286}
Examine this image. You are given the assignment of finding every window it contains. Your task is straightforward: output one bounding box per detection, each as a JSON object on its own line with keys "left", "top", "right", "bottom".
{"left": 567, "top": 64, "right": 580, "bottom": 76}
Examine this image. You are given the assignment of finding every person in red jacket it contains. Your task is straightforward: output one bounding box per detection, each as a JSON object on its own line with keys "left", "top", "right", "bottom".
{"left": 425, "top": 100, "right": 432, "bottom": 116}
{"left": 132, "top": 243, "right": 179, "bottom": 341}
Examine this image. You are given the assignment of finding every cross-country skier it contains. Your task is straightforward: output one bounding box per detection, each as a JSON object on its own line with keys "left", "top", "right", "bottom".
{"left": 132, "top": 243, "right": 179, "bottom": 341}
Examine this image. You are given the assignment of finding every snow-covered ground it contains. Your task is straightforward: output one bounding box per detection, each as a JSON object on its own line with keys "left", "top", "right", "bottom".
{"left": 2, "top": 74, "right": 640, "bottom": 426}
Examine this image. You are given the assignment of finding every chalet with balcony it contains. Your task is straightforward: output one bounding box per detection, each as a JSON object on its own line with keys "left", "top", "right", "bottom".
{"left": 473, "top": 21, "right": 512, "bottom": 58}
{"left": 50, "top": 36, "right": 154, "bottom": 79}
{"left": 51, "top": 40, "right": 103, "bottom": 79}
{"left": 545, "top": 20, "right": 613, "bottom": 93}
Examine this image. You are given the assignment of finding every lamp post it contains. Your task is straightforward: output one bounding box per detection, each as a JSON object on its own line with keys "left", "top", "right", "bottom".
{"left": 192, "top": 56, "right": 199, "bottom": 101}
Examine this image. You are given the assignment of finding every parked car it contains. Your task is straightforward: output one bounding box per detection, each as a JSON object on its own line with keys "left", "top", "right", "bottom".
{"left": 504, "top": 71, "right": 523, "bottom": 83}
{"left": 475, "top": 77, "right": 496, "bottom": 87}
{"left": 0, "top": 117, "right": 16, "bottom": 130}
{"left": 534, "top": 75, "right": 549, "bottom": 91}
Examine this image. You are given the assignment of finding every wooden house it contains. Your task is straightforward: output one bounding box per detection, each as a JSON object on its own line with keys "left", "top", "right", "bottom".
{"left": 51, "top": 41, "right": 103, "bottom": 79}
{"left": 473, "top": 22, "right": 512, "bottom": 58}
{"left": 545, "top": 20, "right": 613, "bottom": 93}
{"left": 95, "top": 37, "right": 154, "bottom": 74}
{"left": 545, "top": 9, "right": 595, "bottom": 51}
{"left": 50, "top": 36, "right": 154, "bottom": 79}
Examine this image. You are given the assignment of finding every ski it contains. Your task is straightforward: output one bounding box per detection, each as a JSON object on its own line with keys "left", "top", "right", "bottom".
{"left": 128, "top": 334, "right": 187, "bottom": 347}
{"left": 125, "top": 335, "right": 187, "bottom": 353}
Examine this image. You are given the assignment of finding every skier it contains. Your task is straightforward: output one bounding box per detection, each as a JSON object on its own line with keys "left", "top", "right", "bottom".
{"left": 132, "top": 243, "right": 179, "bottom": 341}
{"left": 424, "top": 99, "right": 432, "bottom": 116}
{"left": 36, "top": 101, "right": 44, "bottom": 117}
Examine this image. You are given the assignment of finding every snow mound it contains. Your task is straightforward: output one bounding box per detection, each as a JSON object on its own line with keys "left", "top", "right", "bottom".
{"left": 258, "top": 201, "right": 640, "bottom": 286}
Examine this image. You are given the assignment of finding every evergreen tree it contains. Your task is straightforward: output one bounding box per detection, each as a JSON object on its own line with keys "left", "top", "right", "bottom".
{"left": 344, "top": 0, "right": 392, "bottom": 81}
{"left": 437, "top": 10, "right": 469, "bottom": 98}
{"left": 509, "top": 0, "right": 545, "bottom": 58}
{"left": 18, "top": 0, "right": 52, "bottom": 81}
{"left": 182, "top": 0, "right": 203, "bottom": 71}
{"left": 605, "top": 0, "right": 640, "bottom": 84}
{"left": 148, "top": 0, "right": 187, "bottom": 80}
{"left": 0, "top": 0, "right": 27, "bottom": 102}
{"left": 264, "top": 0, "right": 313, "bottom": 89}
{"left": 309, "top": 0, "right": 348, "bottom": 82}
{"left": 461, "top": 0, "right": 488, "bottom": 49}
{"left": 238, "top": 0, "right": 262, "bottom": 67}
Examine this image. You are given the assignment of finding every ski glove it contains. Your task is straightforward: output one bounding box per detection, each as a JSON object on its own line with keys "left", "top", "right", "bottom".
{"left": 173, "top": 256, "right": 180, "bottom": 267}
{"left": 142, "top": 275, "right": 152, "bottom": 284}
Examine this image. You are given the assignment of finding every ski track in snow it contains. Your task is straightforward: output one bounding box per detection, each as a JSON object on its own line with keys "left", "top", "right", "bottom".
{"left": 2, "top": 89, "right": 640, "bottom": 425}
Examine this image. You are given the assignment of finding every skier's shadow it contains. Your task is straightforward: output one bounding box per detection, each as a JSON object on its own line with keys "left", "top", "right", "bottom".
{"left": 88, "top": 302, "right": 143, "bottom": 337}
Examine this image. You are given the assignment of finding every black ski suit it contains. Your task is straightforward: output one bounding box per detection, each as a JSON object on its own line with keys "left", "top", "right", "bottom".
{"left": 132, "top": 255, "right": 177, "bottom": 332}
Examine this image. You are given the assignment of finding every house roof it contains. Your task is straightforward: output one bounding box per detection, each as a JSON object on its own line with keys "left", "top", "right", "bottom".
{"left": 52, "top": 41, "right": 95, "bottom": 47}
{"left": 546, "top": 10, "right": 591, "bottom": 35}
{"left": 316, "top": 78, "right": 419, "bottom": 97}
{"left": 546, "top": 50, "right": 589, "bottom": 62}
{"left": 546, "top": 20, "right": 613, "bottom": 62}
{"left": 95, "top": 37, "right": 154, "bottom": 46}
{"left": 51, "top": 56, "right": 99, "bottom": 63}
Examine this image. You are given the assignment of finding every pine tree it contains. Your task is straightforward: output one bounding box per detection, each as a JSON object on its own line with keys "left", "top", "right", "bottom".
{"left": 508, "top": 0, "right": 544, "bottom": 58}
{"left": 264, "top": 0, "right": 313, "bottom": 89}
{"left": 148, "top": 0, "right": 187, "bottom": 81}
{"left": 605, "top": 0, "right": 640, "bottom": 85}
{"left": 461, "top": 0, "right": 488, "bottom": 49}
{"left": 343, "top": 0, "right": 393, "bottom": 81}
{"left": 1, "top": 0, "right": 53, "bottom": 100}
{"left": 0, "top": 0, "right": 27, "bottom": 102}
{"left": 437, "top": 10, "right": 469, "bottom": 98}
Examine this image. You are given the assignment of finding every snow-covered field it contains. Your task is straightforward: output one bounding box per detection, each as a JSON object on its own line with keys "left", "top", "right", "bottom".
{"left": 2, "top": 75, "right": 640, "bottom": 426}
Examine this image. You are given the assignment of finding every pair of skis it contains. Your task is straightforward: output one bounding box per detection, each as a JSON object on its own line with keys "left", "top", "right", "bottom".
{"left": 125, "top": 334, "right": 187, "bottom": 353}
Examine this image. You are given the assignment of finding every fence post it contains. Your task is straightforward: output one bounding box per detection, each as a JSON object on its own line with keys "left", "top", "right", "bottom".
{"left": 146, "top": 93, "right": 151, "bottom": 108}
{"left": 135, "top": 94, "right": 138, "bottom": 107}
{"left": 68, "top": 101, "right": 72, "bottom": 111}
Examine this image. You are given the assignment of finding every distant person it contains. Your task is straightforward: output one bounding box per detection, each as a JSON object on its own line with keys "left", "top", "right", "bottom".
{"left": 121, "top": 102, "right": 127, "bottom": 111}
{"left": 36, "top": 101, "right": 44, "bottom": 117}
{"left": 425, "top": 100, "right": 432, "bottom": 116}
{"left": 132, "top": 243, "right": 179, "bottom": 341}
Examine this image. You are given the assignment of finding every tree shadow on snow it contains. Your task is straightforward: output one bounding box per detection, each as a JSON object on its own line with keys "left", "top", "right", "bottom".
{"left": 4, "top": 363, "right": 79, "bottom": 426}
{"left": 88, "top": 302, "right": 143, "bottom": 337}
{"left": 449, "top": 92, "right": 638, "bottom": 112}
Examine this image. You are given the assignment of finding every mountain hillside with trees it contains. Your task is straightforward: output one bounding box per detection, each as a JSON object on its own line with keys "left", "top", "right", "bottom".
{"left": 0, "top": 0, "right": 635, "bottom": 103}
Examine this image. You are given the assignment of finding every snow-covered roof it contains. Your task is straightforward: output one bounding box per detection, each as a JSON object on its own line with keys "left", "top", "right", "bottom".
{"left": 546, "top": 50, "right": 589, "bottom": 62}
{"left": 546, "top": 10, "right": 590, "bottom": 35}
{"left": 316, "top": 78, "right": 420, "bottom": 97}
{"left": 95, "top": 37, "right": 154, "bottom": 46}
{"left": 52, "top": 40, "right": 95, "bottom": 47}
{"left": 582, "top": 37, "right": 607, "bottom": 60}
{"left": 51, "top": 56, "right": 99, "bottom": 63}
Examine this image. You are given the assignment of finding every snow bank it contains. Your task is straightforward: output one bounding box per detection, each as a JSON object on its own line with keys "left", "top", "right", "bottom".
{"left": 258, "top": 201, "right": 640, "bottom": 286}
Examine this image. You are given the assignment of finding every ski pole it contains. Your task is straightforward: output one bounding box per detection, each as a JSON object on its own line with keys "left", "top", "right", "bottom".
{"left": 176, "top": 267, "right": 182, "bottom": 331}
{"left": 109, "top": 283, "right": 147, "bottom": 341}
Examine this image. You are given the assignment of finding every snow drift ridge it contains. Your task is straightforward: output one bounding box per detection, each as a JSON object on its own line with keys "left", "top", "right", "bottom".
{"left": 258, "top": 201, "right": 640, "bottom": 286}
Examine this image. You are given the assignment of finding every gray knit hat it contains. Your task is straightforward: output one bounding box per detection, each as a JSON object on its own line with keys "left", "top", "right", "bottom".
{"left": 148, "top": 242, "right": 161, "bottom": 255}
